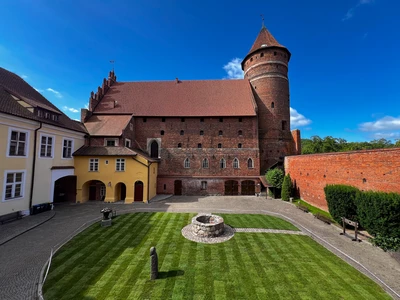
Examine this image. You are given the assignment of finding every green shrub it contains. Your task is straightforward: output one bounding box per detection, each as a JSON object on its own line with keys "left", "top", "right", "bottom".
{"left": 324, "top": 185, "right": 359, "bottom": 224}
{"left": 281, "top": 174, "right": 292, "bottom": 201}
{"left": 370, "top": 234, "right": 400, "bottom": 252}
{"left": 266, "top": 169, "right": 284, "bottom": 189}
{"left": 356, "top": 191, "right": 400, "bottom": 239}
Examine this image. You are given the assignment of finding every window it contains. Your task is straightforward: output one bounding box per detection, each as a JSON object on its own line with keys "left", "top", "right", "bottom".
{"left": 105, "top": 139, "right": 118, "bottom": 146}
{"left": 143, "top": 118, "right": 147, "bottom": 122}
{"left": 164, "top": 184, "right": 166, "bottom": 190}
{"left": 105, "top": 160, "right": 109, "bottom": 165}
{"left": 37, "top": 110, "right": 43, "bottom": 117}
{"left": 250, "top": 57, "right": 253, "bottom": 62}
{"left": 40, "top": 135, "right": 53, "bottom": 158}
{"left": 130, "top": 123, "right": 133, "bottom": 131}
{"left": 220, "top": 158, "right": 226, "bottom": 169}
{"left": 247, "top": 158, "right": 254, "bottom": 169}
{"left": 160, "top": 130, "right": 165, "bottom": 135}
{"left": 274, "top": 51, "right": 277, "bottom": 56}
{"left": 260, "top": 53, "right": 264, "bottom": 57}
{"left": 239, "top": 118, "right": 242, "bottom": 122}
{"left": 4, "top": 171, "right": 24, "bottom": 200}
{"left": 8, "top": 130, "right": 28, "bottom": 157}
{"left": 89, "top": 158, "right": 99, "bottom": 171}
{"left": 62, "top": 139, "right": 73, "bottom": 158}
{"left": 180, "top": 130, "right": 184, "bottom": 135}
{"left": 178, "top": 143, "right": 182, "bottom": 148}
{"left": 201, "top": 181, "right": 207, "bottom": 190}
{"left": 238, "top": 143, "right": 242, "bottom": 148}
{"left": 219, "top": 117, "right": 223, "bottom": 122}
{"left": 271, "top": 102, "right": 275, "bottom": 108}
{"left": 233, "top": 158, "right": 239, "bottom": 169}
{"left": 162, "top": 117, "right": 166, "bottom": 122}
{"left": 45, "top": 112, "right": 50, "bottom": 119}
{"left": 100, "top": 185, "right": 106, "bottom": 197}
{"left": 116, "top": 158, "right": 125, "bottom": 171}
{"left": 181, "top": 118, "right": 185, "bottom": 122}
{"left": 125, "top": 139, "right": 131, "bottom": 148}
{"left": 184, "top": 158, "right": 190, "bottom": 168}
{"left": 200, "top": 130, "right": 204, "bottom": 135}
{"left": 198, "top": 143, "right": 202, "bottom": 148}
{"left": 218, "top": 143, "right": 222, "bottom": 148}
{"left": 202, "top": 158, "right": 209, "bottom": 168}
{"left": 51, "top": 114, "right": 59, "bottom": 121}
{"left": 200, "top": 118, "right": 204, "bottom": 122}
{"left": 282, "top": 120, "right": 287, "bottom": 130}
{"left": 218, "top": 130, "right": 223, "bottom": 136}
{"left": 238, "top": 130, "right": 243, "bottom": 136}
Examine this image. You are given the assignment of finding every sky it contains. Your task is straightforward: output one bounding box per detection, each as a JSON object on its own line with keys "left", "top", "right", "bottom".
{"left": 1, "top": 0, "right": 399, "bottom": 142}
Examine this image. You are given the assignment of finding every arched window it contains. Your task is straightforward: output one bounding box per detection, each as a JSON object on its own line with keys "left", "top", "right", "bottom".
{"left": 218, "top": 130, "right": 223, "bottom": 136}
{"left": 247, "top": 158, "right": 254, "bottom": 169}
{"left": 218, "top": 143, "right": 222, "bottom": 148}
{"left": 200, "top": 130, "right": 204, "bottom": 135}
{"left": 184, "top": 158, "right": 190, "bottom": 168}
{"left": 233, "top": 158, "right": 239, "bottom": 169}
{"left": 271, "top": 102, "right": 275, "bottom": 108}
{"left": 198, "top": 143, "right": 202, "bottom": 148}
{"left": 150, "top": 140, "right": 158, "bottom": 158}
{"left": 178, "top": 143, "right": 182, "bottom": 148}
{"left": 238, "top": 130, "right": 242, "bottom": 136}
{"left": 238, "top": 143, "right": 242, "bottom": 148}
{"left": 202, "top": 158, "right": 209, "bottom": 168}
{"left": 180, "top": 130, "right": 184, "bottom": 135}
{"left": 220, "top": 158, "right": 226, "bottom": 169}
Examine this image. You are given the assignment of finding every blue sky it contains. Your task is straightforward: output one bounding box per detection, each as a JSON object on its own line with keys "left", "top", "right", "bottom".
{"left": 1, "top": 0, "right": 399, "bottom": 142}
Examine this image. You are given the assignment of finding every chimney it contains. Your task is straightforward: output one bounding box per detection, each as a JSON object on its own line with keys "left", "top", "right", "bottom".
{"left": 176, "top": 77, "right": 180, "bottom": 83}
{"left": 81, "top": 108, "right": 92, "bottom": 123}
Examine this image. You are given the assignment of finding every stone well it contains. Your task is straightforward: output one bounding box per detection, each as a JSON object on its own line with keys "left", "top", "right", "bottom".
{"left": 192, "top": 214, "right": 225, "bottom": 238}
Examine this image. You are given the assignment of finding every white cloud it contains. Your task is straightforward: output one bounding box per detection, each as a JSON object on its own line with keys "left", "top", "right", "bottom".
{"left": 63, "top": 106, "right": 79, "bottom": 113}
{"left": 223, "top": 58, "right": 244, "bottom": 79}
{"left": 359, "top": 116, "right": 400, "bottom": 132}
{"left": 46, "top": 88, "right": 62, "bottom": 98}
{"left": 371, "top": 132, "right": 400, "bottom": 139}
{"left": 21, "top": 74, "right": 28, "bottom": 79}
{"left": 34, "top": 87, "right": 43, "bottom": 93}
{"left": 342, "top": 0, "right": 374, "bottom": 21}
{"left": 290, "top": 107, "right": 312, "bottom": 128}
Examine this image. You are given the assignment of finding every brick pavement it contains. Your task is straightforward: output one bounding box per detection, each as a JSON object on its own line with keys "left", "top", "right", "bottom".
{"left": 0, "top": 197, "right": 399, "bottom": 299}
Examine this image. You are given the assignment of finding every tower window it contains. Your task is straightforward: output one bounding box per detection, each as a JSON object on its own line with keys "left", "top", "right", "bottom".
{"left": 162, "top": 117, "right": 166, "bottom": 122}
{"left": 200, "top": 118, "right": 204, "bottom": 122}
{"left": 184, "top": 158, "right": 190, "bottom": 168}
{"left": 202, "top": 158, "right": 209, "bottom": 168}
{"left": 143, "top": 117, "right": 147, "bottom": 122}
{"left": 271, "top": 102, "right": 275, "bottom": 108}
{"left": 238, "top": 143, "right": 242, "bottom": 148}
{"left": 233, "top": 158, "right": 239, "bottom": 169}
{"left": 200, "top": 130, "right": 204, "bottom": 135}
{"left": 218, "top": 130, "right": 223, "bottom": 136}
{"left": 198, "top": 143, "right": 202, "bottom": 149}
{"left": 160, "top": 130, "right": 165, "bottom": 135}
{"left": 260, "top": 53, "right": 264, "bottom": 57}
{"left": 178, "top": 143, "right": 182, "bottom": 148}
{"left": 247, "top": 158, "right": 254, "bottom": 169}
{"left": 238, "top": 130, "right": 243, "bottom": 136}
{"left": 220, "top": 158, "right": 226, "bottom": 169}
{"left": 239, "top": 118, "right": 242, "bottom": 122}
{"left": 218, "top": 143, "right": 222, "bottom": 148}
{"left": 219, "top": 117, "right": 223, "bottom": 122}
{"left": 250, "top": 57, "right": 253, "bottom": 62}
{"left": 181, "top": 118, "right": 185, "bottom": 122}
{"left": 282, "top": 120, "right": 287, "bottom": 130}
{"left": 274, "top": 51, "right": 277, "bottom": 56}
{"left": 180, "top": 130, "right": 184, "bottom": 135}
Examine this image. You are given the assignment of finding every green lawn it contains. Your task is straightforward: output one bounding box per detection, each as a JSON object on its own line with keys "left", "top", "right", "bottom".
{"left": 219, "top": 213, "right": 299, "bottom": 230}
{"left": 294, "top": 199, "right": 335, "bottom": 222}
{"left": 44, "top": 213, "right": 390, "bottom": 299}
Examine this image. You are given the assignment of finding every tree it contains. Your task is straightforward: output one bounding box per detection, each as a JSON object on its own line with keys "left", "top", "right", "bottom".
{"left": 281, "top": 174, "right": 293, "bottom": 201}
{"left": 266, "top": 169, "right": 284, "bottom": 189}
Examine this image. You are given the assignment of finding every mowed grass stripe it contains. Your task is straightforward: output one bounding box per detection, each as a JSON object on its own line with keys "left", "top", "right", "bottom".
{"left": 219, "top": 213, "right": 299, "bottom": 230}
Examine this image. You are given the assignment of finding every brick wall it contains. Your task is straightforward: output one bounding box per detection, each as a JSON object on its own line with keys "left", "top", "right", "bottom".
{"left": 285, "top": 148, "right": 400, "bottom": 210}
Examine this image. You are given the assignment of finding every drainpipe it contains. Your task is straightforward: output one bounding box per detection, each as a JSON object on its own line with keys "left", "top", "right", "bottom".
{"left": 29, "top": 122, "right": 42, "bottom": 214}
{"left": 147, "top": 162, "right": 152, "bottom": 203}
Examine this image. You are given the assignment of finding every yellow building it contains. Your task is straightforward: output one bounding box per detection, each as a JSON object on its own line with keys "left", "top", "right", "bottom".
{"left": 73, "top": 147, "right": 158, "bottom": 203}
{"left": 0, "top": 67, "right": 86, "bottom": 218}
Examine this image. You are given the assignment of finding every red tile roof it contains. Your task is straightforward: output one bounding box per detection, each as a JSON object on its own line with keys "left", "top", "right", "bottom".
{"left": 246, "top": 26, "right": 289, "bottom": 57}
{"left": 84, "top": 115, "right": 132, "bottom": 136}
{"left": 73, "top": 146, "right": 138, "bottom": 156}
{"left": 93, "top": 79, "right": 257, "bottom": 117}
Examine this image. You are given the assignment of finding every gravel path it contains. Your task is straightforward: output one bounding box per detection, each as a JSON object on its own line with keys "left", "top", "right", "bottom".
{"left": 0, "top": 196, "right": 399, "bottom": 299}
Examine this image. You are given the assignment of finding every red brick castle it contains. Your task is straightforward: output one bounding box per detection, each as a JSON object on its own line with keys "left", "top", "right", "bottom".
{"left": 81, "top": 25, "right": 301, "bottom": 196}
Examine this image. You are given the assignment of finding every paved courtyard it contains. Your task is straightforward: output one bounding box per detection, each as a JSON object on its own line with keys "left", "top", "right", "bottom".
{"left": 0, "top": 196, "right": 399, "bottom": 299}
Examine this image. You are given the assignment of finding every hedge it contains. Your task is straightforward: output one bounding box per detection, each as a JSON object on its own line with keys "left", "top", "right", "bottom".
{"left": 324, "top": 185, "right": 359, "bottom": 224}
{"left": 281, "top": 174, "right": 292, "bottom": 201}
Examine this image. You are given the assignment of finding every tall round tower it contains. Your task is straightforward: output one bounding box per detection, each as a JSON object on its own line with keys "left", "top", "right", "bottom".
{"left": 242, "top": 24, "right": 293, "bottom": 174}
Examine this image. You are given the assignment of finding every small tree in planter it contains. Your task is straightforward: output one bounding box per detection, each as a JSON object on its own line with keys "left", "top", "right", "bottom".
{"left": 266, "top": 169, "right": 284, "bottom": 198}
{"left": 281, "top": 174, "right": 293, "bottom": 201}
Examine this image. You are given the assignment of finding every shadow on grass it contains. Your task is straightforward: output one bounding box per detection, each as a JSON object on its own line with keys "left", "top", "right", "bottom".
{"left": 157, "top": 269, "right": 185, "bottom": 279}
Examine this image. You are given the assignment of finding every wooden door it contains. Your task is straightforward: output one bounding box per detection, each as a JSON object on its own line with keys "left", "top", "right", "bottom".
{"left": 134, "top": 181, "right": 144, "bottom": 202}
{"left": 174, "top": 180, "right": 182, "bottom": 195}
{"left": 89, "top": 185, "right": 96, "bottom": 200}
{"left": 225, "top": 180, "right": 238, "bottom": 195}
{"left": 241, "top": 180, "right": 255, "bottom": 195}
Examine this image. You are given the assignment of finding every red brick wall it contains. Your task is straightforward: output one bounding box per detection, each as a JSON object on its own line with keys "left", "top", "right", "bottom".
{"left": 285, "top": 148, "right": 400, "bottom": 210}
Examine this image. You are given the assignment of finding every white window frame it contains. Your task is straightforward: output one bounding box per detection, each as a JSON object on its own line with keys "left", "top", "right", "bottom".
{"left": 233, "top": 157, "right": 240, "bottom": 169}
{"left": 184, "top": 158, "right": 190, "bottom": 168}
{"left": 104, "top": 138, "right": 118, "bottom": 147}
{"left": 2, "top": 170, "right": 26, "bottom": 202}
{"left": 62, "top": 138, "right": 74, "bottom": 159}
{"left": 39, "top": 133, "right": 55, "bottom": 158}
{"left": 247, "top": 158, "right": 254, "bottom": 169}
{"left": 116, "top": 158, "right": 125, "bottom": 171}
{"left": 125, "top": 139, "right": 131, "bottom": 148}
{"left": 220, "top": 158, "right": 226, "bottom": 169}
{"left": 201, "top": 181, "right": 207, "bottom": 190}
{"left": 202, "top": 158, "right": 209, "bottom": 168}
{"left": 89, "top": 158, "right": 99, "bottom": 172}
{"left": 7, "top": 127, "right": 30, "bottom": 158}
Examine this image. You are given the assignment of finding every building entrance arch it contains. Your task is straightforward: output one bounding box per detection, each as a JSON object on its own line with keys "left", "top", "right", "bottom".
{"left": 134, "top": 181, "right": 144, "bottom": 202}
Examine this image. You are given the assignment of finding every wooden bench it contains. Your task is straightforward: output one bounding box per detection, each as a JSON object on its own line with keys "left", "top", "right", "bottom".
{"left": 297, "top": 204, "right": 309, "bottom": 213}
{"left": 0, "top": 211, "right": 23, "bottom": 225}
{"left": 314, "top": 213, "right": 331, "bottom": 224}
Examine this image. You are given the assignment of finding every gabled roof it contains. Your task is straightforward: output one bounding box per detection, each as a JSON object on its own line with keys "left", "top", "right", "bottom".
{"left": 84, "top": 115, "right": 132, "bottom": 136}
{"left": 0, "top": 67, "right": 86, "bottom": 133}
{"left": 93, "top": 79, "right": 257, "bottom": 117}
